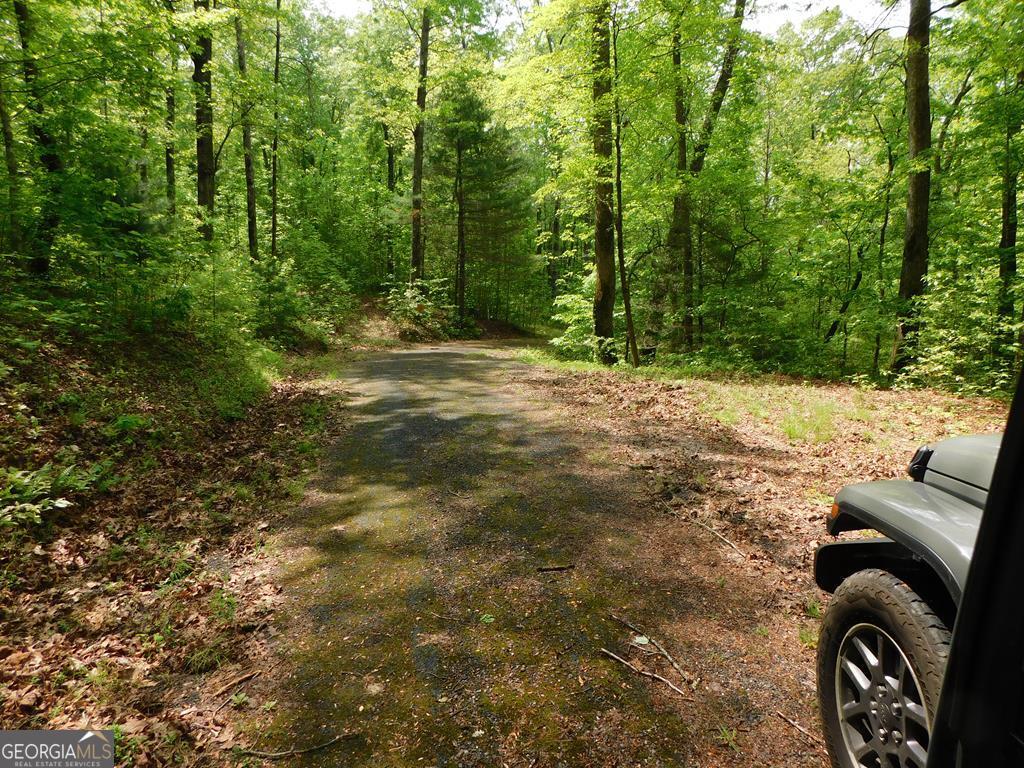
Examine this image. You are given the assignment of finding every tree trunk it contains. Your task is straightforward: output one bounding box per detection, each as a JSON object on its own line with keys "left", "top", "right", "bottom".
{"left": 410, "top": 7, "right": 430, "bottom": 282}
{"left": 192, "top": 0, "right": 215, "bottom": 241}
{"left": 139, "top": 127, "right": 150, "bottom": 192}
{"left": 164, "top": 0, "right": 177, "bottom": 214}
{"left": 697, "top": 225, "right": 705, "bottom": 343}
{"left": 13, "top": 0, "right": 62, "bottom": 272}
{"left": 612, "top": 17, "right": 638, "bottom": 367}
{"left": 995, "top": 72, "right": 1019, "bottom": 321}
{"left": 893, "top": 0, "right": 932, "bottom": 371}
{"left": 999, "top": 126, "right": 1018, "bottom": 331}
{"left": 270, "top": 0, "right": 282, "bottom": 260}
{"left": 0, "top": 74, "right": 21, "bottom": 255}
{"left": 383, "top": 123, "right": 396, "bottom": 277}
{"left": 666, "top": 0, "right": 745, "bottom": 351}
{"left": 455, "top": 140, "right": 467, "bottom": 319}
{"left": 165, "top": 84, "right": 176, "bottom": 212}
{"left": 931, "top": 68, "right": 973, "bottom": 203}
{"left": 666, "top": 30, "right": 692, "bottom": 351}
{"left": 592, "top": 0, "right": 616, "bottom": 364}
{"left": 690, "top": 0, "right": 745, "bottom": 177}
{"left": 824, "top": 265, "right": 863, "bottom": 342}
{"left": 12, "top": 0, "right": 59, "bottom": 176}
{"left": 233, "top": 12, "right": 258, "bottom": 260}
{"left": 873, "top": 139, "right": 895, "bottom": 376}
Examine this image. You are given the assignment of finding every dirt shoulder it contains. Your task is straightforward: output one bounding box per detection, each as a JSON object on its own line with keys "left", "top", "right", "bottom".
{"left": 497, "top": 356, "right": 1006, "bottom": 764}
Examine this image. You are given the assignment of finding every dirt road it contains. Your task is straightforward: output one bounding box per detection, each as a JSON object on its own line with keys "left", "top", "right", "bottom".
{"left": 254, "top": 343, "right": 835, "bottom": 767}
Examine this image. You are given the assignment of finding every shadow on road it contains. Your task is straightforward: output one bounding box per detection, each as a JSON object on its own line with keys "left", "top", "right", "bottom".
{"left": 262, "top": 345, "right": 816, "bottom": 768}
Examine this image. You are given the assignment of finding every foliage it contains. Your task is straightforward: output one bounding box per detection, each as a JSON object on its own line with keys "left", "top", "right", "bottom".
{"left": 0, "top": 0, "right": 1020, "bottom": 433}
{"left": 385, "top": 279, "right": 458, "bottom": 340}
{"left": 0, "top": 462, "right": 109, "bottom": 530}
{"left": 550, "top": 278, "right": 599, "bottom": 360}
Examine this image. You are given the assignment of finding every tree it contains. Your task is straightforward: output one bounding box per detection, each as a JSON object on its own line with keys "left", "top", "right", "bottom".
{"left": 234, "top": 5, "right": 258, "bottom": 261}
{"left": 165, "top": 0, "right": 178, "bottom": 214}
{"left": 591, "top": 0, "right": 615, "bottom": 363}
{"left": 666, "top": 0, "right": 746, "bottom": 352}
{"left": 0, "top": 73, "right": 21, "bottom": 254}
{"left": 12, "top": 0, "right": 63, "bottom": 272}
{"left": 436, "top": 78, "right": 488, "bottom": 317}
{"left": 271, "top": 0, "right": 282, "bottom": 260}
{"left": 612, "top": 7, "right": 638, "bottom": 366}
{"left": 893, "top": 0, "right": 932, "bottom": 370}
{"left": 411, "top": 5, "right": 431, "bottom": 281}
{"left": 192, "top": 0, "right": 215, "bottom": 241}
{"left": 998, "top": 70, "right": 1023, "bottom": 350}
{"left": 384, "top": 123, "right": 397, "bottom": 276}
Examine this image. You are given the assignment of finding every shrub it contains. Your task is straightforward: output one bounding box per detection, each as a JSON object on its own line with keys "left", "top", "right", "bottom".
{"left": 385, "top": 279, "right": 456, "bottom": 340}
{"left": 549, "top": 289, "right": 597, "bottom": 361}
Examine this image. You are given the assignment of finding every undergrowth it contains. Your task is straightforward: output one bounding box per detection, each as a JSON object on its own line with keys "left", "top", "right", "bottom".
{"left": 0, "top": 276, "right": 344, "bottom": 753}
{"left": 384, "top": 279, "right": 480, "bottom": 341}
{"left": 0, "top": 281, "right": 283, "bottom": 542}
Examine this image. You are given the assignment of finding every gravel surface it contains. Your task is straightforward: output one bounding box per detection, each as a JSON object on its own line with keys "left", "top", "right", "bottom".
{"left": 252, "top": 342, "right": 1004, "bottom": 767}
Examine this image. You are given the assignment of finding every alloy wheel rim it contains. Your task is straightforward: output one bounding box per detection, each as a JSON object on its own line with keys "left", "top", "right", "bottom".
{"left": 834, "top": 622, "right": 931, "bottom": 768}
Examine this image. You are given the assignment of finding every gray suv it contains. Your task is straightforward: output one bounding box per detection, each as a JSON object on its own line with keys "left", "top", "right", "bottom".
{"left": 814, "top": 433, "right": 1000, "bottom": 768}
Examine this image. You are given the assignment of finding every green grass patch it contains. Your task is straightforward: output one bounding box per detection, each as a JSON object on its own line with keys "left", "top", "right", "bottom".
{"left": 798, "top": 625, "right": 818, "bottom": 649}
{"left": 517, "top": 346, "right": 853, "bottom": 442}
{"left": 183, "top": 640, "right": 231, "bottom": 674}
{"left": 514, "top": 347, "right": 610, "bottom": 373}
{"left": 209, "top": 588, "right": 238, "bottom": 624}
{"left": 780, "top": 401, "right": 838, "bottom": 444}
{"left": 195, "top": 344, "right": 280, "bottom": 421}
{"left": 804, "top": 597, "right": 822, "bottom": 619}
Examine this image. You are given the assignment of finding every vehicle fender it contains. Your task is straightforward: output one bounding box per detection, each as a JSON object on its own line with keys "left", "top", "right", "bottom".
{"left": 815, "top": 538, "right": 917, "bottom": 593}
{"left": 823, "top": 479, "right": 982, "bottom": 604}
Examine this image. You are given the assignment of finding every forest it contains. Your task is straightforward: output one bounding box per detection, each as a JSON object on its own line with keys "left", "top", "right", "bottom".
{"left": 0, "top": 0, "right": 1020, "bottom": 390}
{"left": 2, "top": 0, "right": 1023, "bottom": 762}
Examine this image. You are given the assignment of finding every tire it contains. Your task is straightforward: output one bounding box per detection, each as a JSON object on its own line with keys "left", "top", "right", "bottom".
{"left": 817, "top": 568, "right": 951, "bottom": 768}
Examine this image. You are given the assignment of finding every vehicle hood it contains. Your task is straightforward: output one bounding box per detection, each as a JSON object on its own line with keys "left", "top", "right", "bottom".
{"left": 921, "top": 433, "right": 1001, "bottom": 508}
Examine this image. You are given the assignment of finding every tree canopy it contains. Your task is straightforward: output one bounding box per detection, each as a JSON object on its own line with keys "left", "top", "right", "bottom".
{"left": 1, "top": 0, "right": 1022, "bottom": 391}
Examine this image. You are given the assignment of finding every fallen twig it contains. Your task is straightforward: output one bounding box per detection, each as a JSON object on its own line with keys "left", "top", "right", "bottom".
{"left": 609, "top": 614, "right": 689, "bottom": 683}
{"left": 630, "top": 643, "right": 659, "bottom": 656}
{"left": 214, "top": 672, "right": 262, "bottom": 714}
{"left": 537, "top": 564, "right": 574, "bottom": 573}
{"left": 599, "top": 648, "right": 692, "bottom": 700}
{"left": 775, "top": 710, "right": 825, "bottom": 749}
{"left": 239, "top": 732, "right": 358, "bottom": 759}
{"left": 689, "top": 516, "right": 743, "bottom": 556}
{"left": 212, "top": 671, "right": 258, "bottom": 699}
{"left": 662, "top": 503, "right": 743, "bottom": 556}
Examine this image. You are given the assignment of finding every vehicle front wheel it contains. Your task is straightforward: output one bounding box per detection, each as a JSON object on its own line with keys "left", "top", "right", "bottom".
{"left": 817, "top": 568, "right": 951, "bottom": 768}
